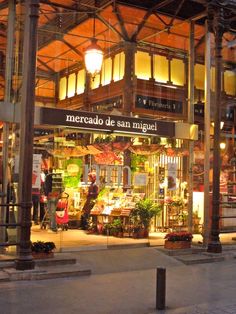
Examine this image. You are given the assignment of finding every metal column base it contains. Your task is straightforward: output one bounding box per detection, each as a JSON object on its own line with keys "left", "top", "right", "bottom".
{"left": 15, "top": 258, "right": 35, "bottom": 270}
{"left": 207, "top": 241, "right": 222, "bottom": 253}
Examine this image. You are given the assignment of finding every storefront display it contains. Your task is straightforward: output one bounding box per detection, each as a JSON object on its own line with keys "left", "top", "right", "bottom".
{"left": 36, "top": 131, "right": 191, "bottom": 238}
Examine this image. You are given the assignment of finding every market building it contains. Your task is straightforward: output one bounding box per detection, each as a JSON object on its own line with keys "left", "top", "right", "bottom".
{"left": 0, "top": 0, "right": 235, "bottom": 269}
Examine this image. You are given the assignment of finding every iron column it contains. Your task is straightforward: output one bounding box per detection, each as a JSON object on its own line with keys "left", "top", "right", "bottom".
{"left": 15, "top": 0, "right": 39, "bottom": 270}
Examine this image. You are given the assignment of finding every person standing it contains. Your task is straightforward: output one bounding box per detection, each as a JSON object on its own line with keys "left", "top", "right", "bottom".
{"left": 44, "top": 168, "right": 53, "bottom": 197}
{"left": 44, "top": 168, "right": 57, "bottom": 232}
{"left": 32, "top": 187, "right": 40, "bottom": 225}
{"left": 81, "top": 173, "right": 99, "bottom": 230}
{"left": 39, "top": 169, "right": 47, "bottom": 222}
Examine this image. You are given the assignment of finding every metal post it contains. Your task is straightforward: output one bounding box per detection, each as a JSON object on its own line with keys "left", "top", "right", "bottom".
{"left": 203, "top": 20, "right": 211, "bottom": 246}
{"left": 122, "top": 42, "right": 135, "bottom": 189}
{"left": 0, "top": 0, "right": 16, "bottom": 250}
{"left": 207, "top": 4, "right": 225, "bottom": 253}
{"left": 187, "top": 20, "right": 195, "bottom": 233}
{"left": 156, "top": 267, "right": 166, "bottom": 310}
{"left": 15, "top": 0, "right": 39, "bottom": 270}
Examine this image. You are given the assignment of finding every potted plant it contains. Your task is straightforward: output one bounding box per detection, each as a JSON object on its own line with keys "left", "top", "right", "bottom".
{"left": 131, "top": 198, "right": 163, "bottom": 238}
{"left": 164, "top": 231, "right": 193, "bottom": 249}
{"left": 31, "top": 241, "right": 56, "bottom": 258}
{"left": 102, "top": 223, "right": 112, "bottom": 236}
{"left": 111, "top": 218, "right": 123, "bottom": 237}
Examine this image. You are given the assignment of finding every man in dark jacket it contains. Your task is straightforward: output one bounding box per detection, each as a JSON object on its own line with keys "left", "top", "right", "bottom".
{"left": 81, "top": 173, "right": 99, "bottom": 229}
{"left": 44, "top": 168, "right": 53, "bottom": 196}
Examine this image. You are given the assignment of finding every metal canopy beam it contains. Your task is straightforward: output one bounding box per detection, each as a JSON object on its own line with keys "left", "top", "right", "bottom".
{"left": 112, "top": 2, "right": 129, "bottom": 40}
{"left": 131, "top": 0, "right": 175, "bottom": 41}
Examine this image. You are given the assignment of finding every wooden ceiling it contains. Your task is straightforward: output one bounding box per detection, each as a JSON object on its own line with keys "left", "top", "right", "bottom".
{"left": 0, "top": 0, "right": 235, "bottom": 87}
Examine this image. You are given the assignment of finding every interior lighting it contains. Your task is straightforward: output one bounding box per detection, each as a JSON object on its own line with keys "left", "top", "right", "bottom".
{"left": 84, "top": 15, "right": 103, "bottom": 78}
{"left": 220, "top": 142, "right": 226, "bottom": 150}
{"left": 211, "top": 121, "right": 224, "bottom": 129}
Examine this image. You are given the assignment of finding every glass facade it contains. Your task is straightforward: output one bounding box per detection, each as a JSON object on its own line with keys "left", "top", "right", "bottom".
{"left": 0, "top": 1, "right": 235, "bottom": 256}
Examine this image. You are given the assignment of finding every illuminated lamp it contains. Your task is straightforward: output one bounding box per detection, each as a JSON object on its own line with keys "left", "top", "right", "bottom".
{"left": 84, "top": 15, "right": 103, "bottom": 78}
{"left": 211, "top": 121, "right": 224, "bottom": 129}
{"left": 220, "top": 142, "right": 226, "bottom": 150}
{"left": 84, "top": 39, "right": 103, "bottom": 77}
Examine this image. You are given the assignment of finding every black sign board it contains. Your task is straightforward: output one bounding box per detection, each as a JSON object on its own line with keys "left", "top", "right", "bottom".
{"left": 41, "top": 107, "right": 175, "bottom": 137}
{"left": 194, "top": 103, "right": 234, "bottom": 122}
{"left": 92, "top": 96, "right": 123, "bottom": 112}
{"left": 194, "top": 103, "right": 204, "bottom": 117}
{"left": 136, "top": 95, "right": 183, "bottom": 114}
{"left": 222, "top": 107, "right": 234, "bottom": 122}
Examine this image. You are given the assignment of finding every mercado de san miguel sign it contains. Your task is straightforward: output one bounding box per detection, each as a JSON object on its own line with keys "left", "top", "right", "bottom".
{"left": 41, "top": 107, "right": 175, "bottom": 138}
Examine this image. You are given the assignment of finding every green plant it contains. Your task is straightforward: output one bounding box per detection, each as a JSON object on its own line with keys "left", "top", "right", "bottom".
{"left": 131, "top": 198, "right": 163, "bottom": 230}
{"left": 131, "top": 154, "right": 148, "bottom": 172}
{"left": 31, "top": 241, "right": 56, "bottom": 253}
{"left": 164, "top": 232, "right": 193, "bottom": 242}
{"left": 102, "top": 223, "right": 112, "bottom": 235}
{"left": 111, "top": 218, "right": 123, "bottom": 233}
{"left": 94, "top": 135, "right": 115, "bottom": 144}
{"left": 64, "top": 158, "right": 83, "bottom": 188}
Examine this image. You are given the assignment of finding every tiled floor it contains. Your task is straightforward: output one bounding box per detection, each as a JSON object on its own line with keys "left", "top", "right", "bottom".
{"left": 5, "top": 225, "right": 236, "bottom": 256}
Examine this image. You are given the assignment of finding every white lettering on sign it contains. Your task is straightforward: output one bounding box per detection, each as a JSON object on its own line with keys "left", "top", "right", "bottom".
{"left": 105, "top": 116, "right": 115, "bottom": 126}
{"left": 132, "top": 121, "right": 157, "bottom": 133}
{"left": 65, "top": 114, "right": 159, "bottom": 134}
{"left": 66, "top": 114, "right": 104, "bottom": 126}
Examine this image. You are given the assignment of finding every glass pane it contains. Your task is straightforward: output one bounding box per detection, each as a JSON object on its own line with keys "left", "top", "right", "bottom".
{"left": 194, "top": 64, "right": 204, "bottom": 90}
{"left": 59, "top": 77, "right": 67, "bottom": 100}
{"left": 113, "top": 52, "right": 125, "bottom": 82}
{"left": 77, "top": 69, "right": 85, "bottom": 95}
{"left": 153, "top": 55, "right": 168, "bottom": 83}
{"left": 67, "top": 73, "right": 76, "bottom": 98}
{"left": 171, "top": 58, "right": 185, "bottom": 86}
{"left": 101, "top": 57, "right": 112, "bottom": 86}
{"left": 135, "top": 51, "right": 151, "bottom": 80}
{"left": 224, "top": 70, "right": 236, "bottom": 96}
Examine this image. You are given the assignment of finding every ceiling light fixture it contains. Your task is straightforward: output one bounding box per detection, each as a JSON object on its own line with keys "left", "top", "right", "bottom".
{"left": 84, "top": 14, "right": 103, "bottom": 78}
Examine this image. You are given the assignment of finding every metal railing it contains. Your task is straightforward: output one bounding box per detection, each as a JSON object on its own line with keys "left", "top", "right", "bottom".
{"left": 0, "top": 202, "right": 21, "bottom": 247}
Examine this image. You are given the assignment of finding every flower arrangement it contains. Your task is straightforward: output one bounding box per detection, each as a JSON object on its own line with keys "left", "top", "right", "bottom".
{"left": 165, "top": 196, "right": 185, "bottom": 209}
{"left": 31, "top": 241, "right": 56, "bottom": 253}
{"left": 164, "top": 231, "right": 193, "bottom": 242}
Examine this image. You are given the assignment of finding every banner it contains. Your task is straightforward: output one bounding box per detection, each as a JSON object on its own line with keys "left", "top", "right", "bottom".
{"left": 32, "top": 154, "right": 42, "bottom": 189}
{"left": 167, "top": 163, "right": 177, "bottom": 190}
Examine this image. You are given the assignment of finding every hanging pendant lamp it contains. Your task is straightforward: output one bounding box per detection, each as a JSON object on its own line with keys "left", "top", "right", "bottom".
{"left": 84, "top": 15, "right": 103, "bottom": 77}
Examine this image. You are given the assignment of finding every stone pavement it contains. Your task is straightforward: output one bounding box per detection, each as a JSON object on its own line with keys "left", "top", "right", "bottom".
{"left": 0, "top": 253, "right": 236, "bottom": 314}
{"left": 155, "top": 302, "right": 236, "bottom": 314}
{"left": 1, "top": 246, "right": 236, "bottom": 313}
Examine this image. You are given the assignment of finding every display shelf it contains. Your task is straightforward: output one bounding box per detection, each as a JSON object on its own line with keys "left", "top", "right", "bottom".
{"left": 52, "top": 172, "right": 64, "bottom": 192}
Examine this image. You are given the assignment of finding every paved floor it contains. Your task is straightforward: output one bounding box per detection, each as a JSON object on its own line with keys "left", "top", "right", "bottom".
{"left": 13, "top": 227, "right": 236, "bottom": 251}
{"left": 1, "top": 247, "right": 236, "bottom": 313}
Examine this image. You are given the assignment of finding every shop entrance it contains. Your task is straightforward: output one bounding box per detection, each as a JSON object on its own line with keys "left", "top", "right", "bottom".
{"left": 28, "top": 108, "right": 192, "bottom": 251}
{"left": 2, "top": 108, "right": 199, "bottom": 252}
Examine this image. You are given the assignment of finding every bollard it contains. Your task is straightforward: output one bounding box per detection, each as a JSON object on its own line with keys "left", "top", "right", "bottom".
{"left": 156, "top": 267, "right": 166, "bottom": 310}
